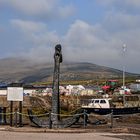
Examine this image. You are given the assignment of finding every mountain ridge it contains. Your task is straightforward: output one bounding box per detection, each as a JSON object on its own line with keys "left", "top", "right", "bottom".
{"left": 0, "top": 58, "right": 139, "bottom": 83}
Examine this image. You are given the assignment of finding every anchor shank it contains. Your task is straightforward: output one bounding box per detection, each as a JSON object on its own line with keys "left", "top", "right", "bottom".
{"left": 52, "top": 44, "right": 62, "bottom": 123}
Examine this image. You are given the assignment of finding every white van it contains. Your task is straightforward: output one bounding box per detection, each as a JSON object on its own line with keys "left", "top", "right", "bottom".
{"left": 82, "top": 98, "right": 111, "bottom": 108}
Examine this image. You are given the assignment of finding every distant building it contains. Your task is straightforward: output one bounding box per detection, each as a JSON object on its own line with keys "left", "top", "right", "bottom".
{"left": 136, "top": 79, "right": 140, "bottom": 83}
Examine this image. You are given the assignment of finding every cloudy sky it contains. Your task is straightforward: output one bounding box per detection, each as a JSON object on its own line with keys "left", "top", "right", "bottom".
{"left": 0, "top": 0, "right": 140, "bottom": 73}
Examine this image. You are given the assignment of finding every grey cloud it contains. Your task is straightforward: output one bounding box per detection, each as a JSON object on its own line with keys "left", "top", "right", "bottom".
{"left": 97, "top": 0, "right": 140, "bottom": 14}
{"left": 10, "top": 19, "right": 61, "bottom": 63}
{"left": 10, "top": 15, "right": 140, "bottom": 73}
{"left": 62, "top": 18, "right": 140, "bottom": 73}
{"left": 118, "top": 0, "right": 140, "bottom": 7}
{"left": 58, "top": 5, "right": 75, "bottom": 18}
{"left": 11, "top": 19, "right": 60, "bottom": 44}
{"left": 0, "top": 0, "right": 75, "bottom": 19}
{"left": 97, "top": 0, "right": 140, "bottom": 7}
{"left": 103, "top": 12, "right": 140, "bottom": 33}
{"left": 11, "top": 19, "right": 47, "bottom": 33}
{"left": 62, "top": 20, "right": 120, "bottom": 64}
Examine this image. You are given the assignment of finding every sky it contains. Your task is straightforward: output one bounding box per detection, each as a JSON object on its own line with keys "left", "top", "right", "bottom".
{"left": 0, "top": 0, "right": 140, "bottom": 73}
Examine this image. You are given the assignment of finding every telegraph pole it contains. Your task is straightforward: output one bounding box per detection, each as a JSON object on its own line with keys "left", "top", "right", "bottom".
{"left": 122, "top": 44, "right": 126, "bottom": 90}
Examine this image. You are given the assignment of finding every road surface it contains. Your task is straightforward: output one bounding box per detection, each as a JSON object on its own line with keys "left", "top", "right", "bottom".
{"left": 0, "top": 131, "right": 139, "bottom": 140}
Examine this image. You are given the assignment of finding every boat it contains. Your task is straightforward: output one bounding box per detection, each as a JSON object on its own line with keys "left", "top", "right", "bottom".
{"left": 81, "top": 95, "right": 140, "bottom": 115}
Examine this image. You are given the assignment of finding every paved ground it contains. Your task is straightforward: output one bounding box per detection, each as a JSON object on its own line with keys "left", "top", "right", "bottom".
{"left": 0, "top": 125, "right": 140, "bottom": 140}
{"left": 0, "top": 131, "right": 139, "bottom": 140}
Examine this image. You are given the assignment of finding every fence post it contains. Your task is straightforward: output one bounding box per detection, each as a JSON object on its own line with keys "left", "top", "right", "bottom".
{"left": 19, "top": 101, "right": 23, "bottom": 127}
{"left": 10, "top": 101, "right": 13, "bottom": 127}
{"left": 110, "top": 109, "right": 113, "bottom": 128}
{"left": 0, "top": 107, "right": 7, "bottom": 124}
{"left": 14, "top": 108, "right": 18, "bottom": 127}
{"left": 83, "top": 109, "right": 87, "bottom": 128}
{"left": 49, "top": 112, "right": 52, "bottom": 129}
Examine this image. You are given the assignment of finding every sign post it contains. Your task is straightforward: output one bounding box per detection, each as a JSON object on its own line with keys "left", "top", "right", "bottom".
{"left": 19, "top": 101, "right": 23, "bottom": 127}
{"left": 7, "top": 87, "right": 23, "bottom": 127}
{"left": 10, "top": 101, "right": 13, "bottom": 126}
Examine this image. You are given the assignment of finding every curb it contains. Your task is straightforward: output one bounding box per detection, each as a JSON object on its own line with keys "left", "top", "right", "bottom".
{"left": 0, "top": 126, "right": 140, "bottom": 134}
{"left": 0, "top": 126, "right": 94, "bottom": 133}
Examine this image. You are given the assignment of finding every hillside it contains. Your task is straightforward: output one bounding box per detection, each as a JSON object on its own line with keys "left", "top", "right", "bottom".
{"left": 0, "top": 58, "right": 139, "bottom": 83}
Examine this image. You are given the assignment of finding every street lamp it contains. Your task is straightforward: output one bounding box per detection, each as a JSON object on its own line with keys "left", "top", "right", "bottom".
{"left": 122, "top": 44, "right": 126, "bottom": 90}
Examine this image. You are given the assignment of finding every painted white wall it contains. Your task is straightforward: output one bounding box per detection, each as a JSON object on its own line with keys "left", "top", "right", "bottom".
{"left": 0, "top": 90, "right": 7, "bottom": 95}
{"left": 0, "top": 89, "right": 36, "bottom": 96}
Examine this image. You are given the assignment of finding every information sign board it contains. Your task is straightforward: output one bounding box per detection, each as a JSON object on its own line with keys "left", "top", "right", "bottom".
{"left": 7, "top": 87, "right": 23, "bottom": 101}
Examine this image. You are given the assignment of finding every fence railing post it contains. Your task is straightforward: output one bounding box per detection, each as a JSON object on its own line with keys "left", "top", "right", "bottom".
{"left": 49, "top": 112, "right": 52, "bottom": 129}
{"left": 10, "top": 101, "right": 13, "bottom": 127}
{"left": 110, "top": 109, "right": 113, "bottom": 128}
{"left": 19, "top": 101, "right": 23, "bottom": 127}
{"left": 14, "top": 108, "right": 18, "bottom": 127}
{"left": 83, "top": 109, "right": 87, "bottom": 128}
